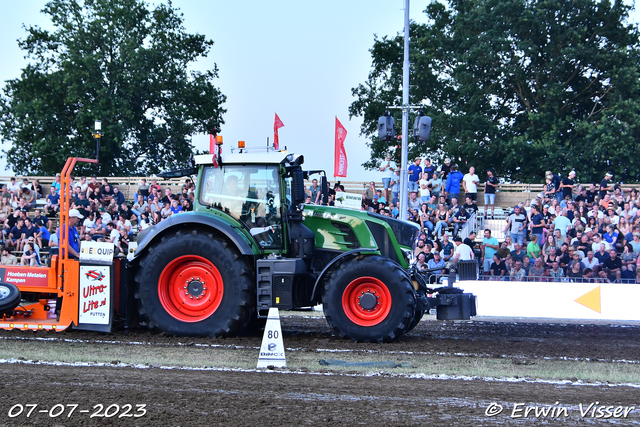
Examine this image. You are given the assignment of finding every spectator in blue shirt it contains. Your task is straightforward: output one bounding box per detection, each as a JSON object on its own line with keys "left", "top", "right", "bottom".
{"left": 170, "top": 199, "right": 183, "bottom": 216}
{"left": 423, "top": 159, "right": 436, "bottom": 181}
{"left": 57, "top": 209, "right": 82, "bottom": 259}
{"left": 445, "top": 164, "right": 464, "bottom": 203}
{"left": 36, "top": 219, "right": 51, "bottom": 247}
{"left": 530, "top": 204, "right": 545, "bottom": 242}
{"left": 408, "top": 158, "right": 422, "bottom": 193}
{"left": 45, "top": 186, "right": 60, "bottom": 216}
{"left": 441, "top": 234, "right": 455, "bottom": 262}
{"left": 53, "top": 173, "right": 62, "bottom": 192}
{"left": 113, "top": 186, "right": 126, "bottom": 206}
{"left": 426, "top": 252, "right": 446, "bottom": 283}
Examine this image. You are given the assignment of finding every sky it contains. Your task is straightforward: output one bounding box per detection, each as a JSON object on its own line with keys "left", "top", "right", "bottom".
{"left": 0, "top": 1, "right": 638, "bottom": 181}
{"left": 0, "top": 0, "right": 431, "bottom": 181}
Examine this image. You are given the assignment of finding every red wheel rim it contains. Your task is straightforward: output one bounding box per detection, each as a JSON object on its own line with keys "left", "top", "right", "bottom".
{"left": 341, "top": 277, "right": 392, "bottom": 326}
{"left": 158, "top": 255, "right": 224, "bottom": 322}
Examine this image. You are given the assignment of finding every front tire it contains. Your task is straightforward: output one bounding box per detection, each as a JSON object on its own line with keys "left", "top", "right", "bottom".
{"left": 323, "top": 256, "right": 415, "bottom": 343}
{"left": 135, "top": 230, "right": 254, "bottom": 337}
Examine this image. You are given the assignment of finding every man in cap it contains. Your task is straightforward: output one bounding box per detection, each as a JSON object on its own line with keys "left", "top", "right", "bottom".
{"left": 544, "top": 171, "right": 561, "bottom": 203}
{"left": 53, "top": 173, "right": 62, "bottom": 192}
{"left": 426, "top": 251, "right": 446, "bottom": 283}
{"left": 481, "top": 229, "right": 499, "bottom": 273}
{"left": 445, "top": 164, "right": 464, "bottom": 203}
{"left": 20, "top": 178, "right": 31, "bottom": 191}
{"left": 379, "top": 153, "right": 397, "bottom": 203}
{"left": 585, "top": 183, "right": 598, "bottom": 206}
{"left": 575, "top": 185, "right": 588, "bottom": 205}
{"left": 484, "top": 169, "right": 499, "bottom": 219}
{"left": 599, "top": 172, "right": 613, "bottom": 199}
{"left": 560, "top": 170, "right": 576, "bottom": 201}
{"left": 440, "top": 157, "right": 451, "bottom": 179}
{"left": 57, "top": 209, "right": 83, "bottom": 259}
{"left": 452, "top": 236, "right": 474, "bottom": 264}
{"left": 504, "top": 205, "right": 526, "bottom": 245}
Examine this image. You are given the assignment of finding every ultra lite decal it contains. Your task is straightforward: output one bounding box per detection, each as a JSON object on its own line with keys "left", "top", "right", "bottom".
{"left": 79, "top": 266, "right": 111, "bottom": 325}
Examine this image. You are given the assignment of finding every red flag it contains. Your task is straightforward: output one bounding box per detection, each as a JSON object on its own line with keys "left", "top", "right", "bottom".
{"left": 334, "top": 117, "right": 348, "bottom": 177}
{"left": 274, "top": 113, "right": 285, "bottom": 150}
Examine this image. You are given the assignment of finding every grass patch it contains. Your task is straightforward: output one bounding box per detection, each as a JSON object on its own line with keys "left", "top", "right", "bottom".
{"left": 1, "top": 338, "right": 639, "bottom": 384}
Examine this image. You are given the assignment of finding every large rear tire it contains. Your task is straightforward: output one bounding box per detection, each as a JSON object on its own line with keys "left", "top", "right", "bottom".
{"left": 0, "top": 283, "right": 21, "bottom": 316}
{"left": 135, "top": 230, "right": 254, "bottom": 337}
{"left": 323, "top": 256, "right": 415, "bottom": 343}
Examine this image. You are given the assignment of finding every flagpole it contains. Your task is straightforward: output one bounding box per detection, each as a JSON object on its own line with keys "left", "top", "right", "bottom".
{"left": 399, "top": 0, "right": 410, "bottom": 221}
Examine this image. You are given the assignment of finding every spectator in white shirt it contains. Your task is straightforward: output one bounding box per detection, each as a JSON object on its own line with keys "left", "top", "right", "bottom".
{"left": 452, "top": 236, "right": 474, "bottom": 264}
{"left": 462, "top": 166, "right": 480, "bottom": 201}
{"left": 379, "top": 154, "right": 397, "bottom": 204}
{"left": 106, "top": 222, "right": 119, "bottom": 247}
{"left": 116, "top": 214, "right": 133, "bottom": 238}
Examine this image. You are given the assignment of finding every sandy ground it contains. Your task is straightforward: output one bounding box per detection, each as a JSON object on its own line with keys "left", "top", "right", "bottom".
{"left": 1, "top": 315, "right": 640, "bottom": 426}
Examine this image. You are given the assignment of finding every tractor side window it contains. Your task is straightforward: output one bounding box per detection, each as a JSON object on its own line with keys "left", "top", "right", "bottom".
{"left": 201, "top": 167, "right": 223, "bottom": 205}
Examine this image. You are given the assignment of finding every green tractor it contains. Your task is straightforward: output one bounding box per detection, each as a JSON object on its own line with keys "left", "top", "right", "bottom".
{"left": 131, "top": 144, "right": 475, "bottom": 342}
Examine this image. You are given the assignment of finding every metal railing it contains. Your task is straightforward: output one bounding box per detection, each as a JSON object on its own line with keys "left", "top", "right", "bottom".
{"left": 477, "top": 273, "right": 638, "bottom": 284}
{"left": 459, "top": 212, "right": 477, "bottom": 241}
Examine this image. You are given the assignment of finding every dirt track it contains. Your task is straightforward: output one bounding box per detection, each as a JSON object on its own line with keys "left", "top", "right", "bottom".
{"left": 1, "top": 316, "right": 640, "bottom": 426}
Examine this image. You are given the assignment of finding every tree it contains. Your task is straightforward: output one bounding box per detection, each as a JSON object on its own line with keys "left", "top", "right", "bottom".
{"left": 350, "top": 0, "right": 640, "bottom": 183}
{"left": 0, "top": 0, "right": 225, "bottom": 176}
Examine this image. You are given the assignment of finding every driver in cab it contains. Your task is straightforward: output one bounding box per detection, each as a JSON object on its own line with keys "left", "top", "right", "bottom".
{"left": 222, "top": 175, "right": 247, "bottom": 218}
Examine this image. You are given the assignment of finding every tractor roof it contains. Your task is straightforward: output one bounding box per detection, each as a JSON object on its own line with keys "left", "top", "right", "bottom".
{"left": 194, "top": 151, "right": 301, "bottom": 166}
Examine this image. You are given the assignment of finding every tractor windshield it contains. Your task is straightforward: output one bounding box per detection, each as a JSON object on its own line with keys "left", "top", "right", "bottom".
{"left": 200, "top": 165, "right": 283, "bottom": 248}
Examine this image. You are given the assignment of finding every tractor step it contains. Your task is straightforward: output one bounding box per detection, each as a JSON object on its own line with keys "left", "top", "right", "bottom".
{"left": 256, "top": 258, "right": 307, "bottom": 318}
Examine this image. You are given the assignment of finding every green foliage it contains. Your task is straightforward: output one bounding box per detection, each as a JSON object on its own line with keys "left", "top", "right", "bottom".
{"left": 0, "top": 0, "right": 225, "bottom": 176}
{"left": 350, "top": 0, "right": 640, "bottom": 183}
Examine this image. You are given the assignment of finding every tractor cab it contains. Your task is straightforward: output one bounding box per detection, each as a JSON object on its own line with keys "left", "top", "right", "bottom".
{"left": 193, "top": 145, "right": 310, "bottom": 254}
{"left": 198, "top": 163, "right": 284, "bottom": 248}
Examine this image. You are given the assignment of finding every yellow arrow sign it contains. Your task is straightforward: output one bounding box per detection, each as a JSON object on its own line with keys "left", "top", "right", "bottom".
{"left": 574, "top": 286, "right": 601, "bottom": 313}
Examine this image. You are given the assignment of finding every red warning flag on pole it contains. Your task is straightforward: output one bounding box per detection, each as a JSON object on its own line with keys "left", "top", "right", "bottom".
{"left": 274, "top": 113, "right": 285, "bottom": 150}
{"left": 334, "top": 117, "right": 348, "bottom": 177}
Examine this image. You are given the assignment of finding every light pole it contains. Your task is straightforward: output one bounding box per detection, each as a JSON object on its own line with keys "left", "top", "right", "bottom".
{"left": 92, "top": 120, "right": 102, "bottom": 165}
{"left": 399, "top": 0, "right": 410, "bottom": 220}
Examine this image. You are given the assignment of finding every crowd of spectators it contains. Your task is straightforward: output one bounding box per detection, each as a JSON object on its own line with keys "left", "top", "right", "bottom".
{"left": 305, "top": 160, "right": 640, "bottom": 284}
{"left": 482, "top": 170, "right": 640, "bottom": 283}
{"left": 1, "top": 176, "right": 196, "bottom": 265}
{"left": 337, "top": 157, "right": 480, "bottom": 240}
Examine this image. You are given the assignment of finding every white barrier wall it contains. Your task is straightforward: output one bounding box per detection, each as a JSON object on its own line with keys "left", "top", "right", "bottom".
{"left": 459, "top": 281, "right": 640, "bottom": 321}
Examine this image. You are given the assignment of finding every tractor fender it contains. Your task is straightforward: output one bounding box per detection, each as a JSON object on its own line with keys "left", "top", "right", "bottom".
{"left": 311, "top": 248, "right": 409, "bottom": 301}
{"left": 132, "top": 212, "right": 256, "bottom": 261}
